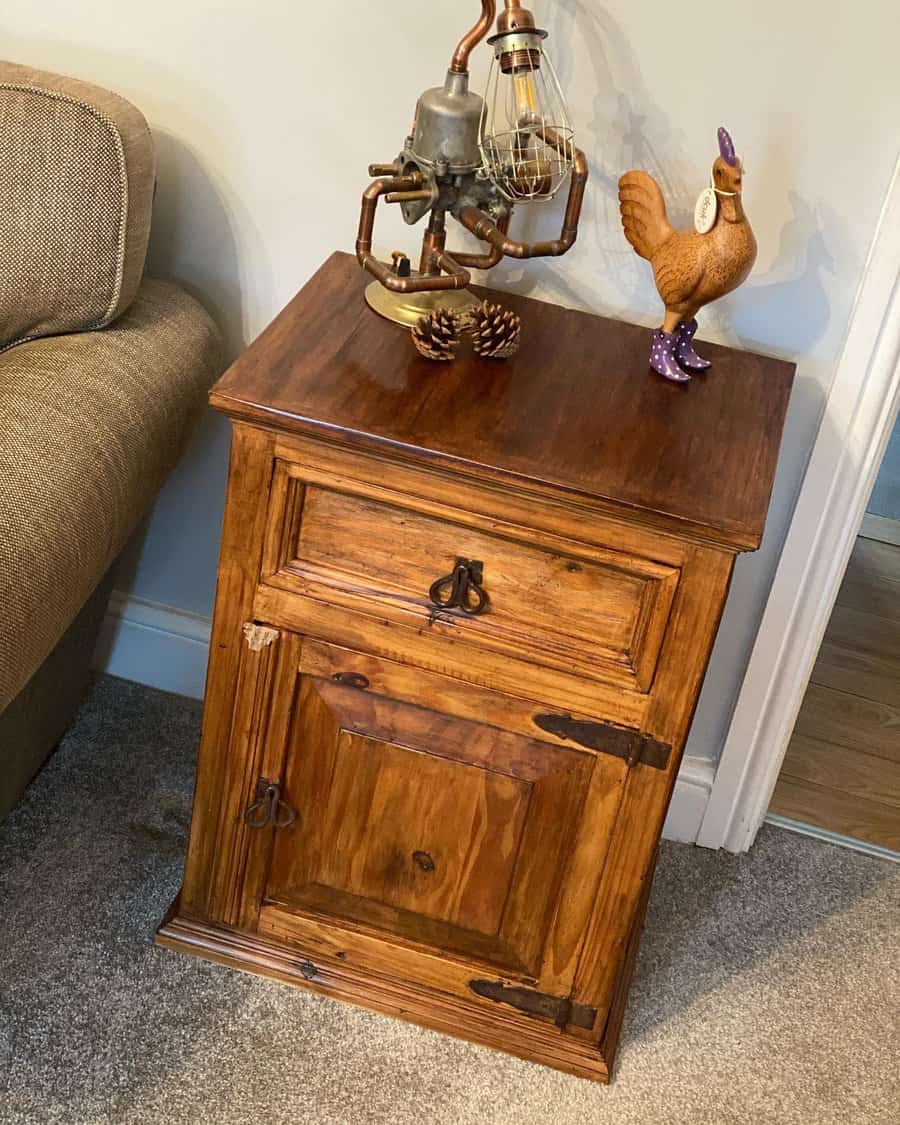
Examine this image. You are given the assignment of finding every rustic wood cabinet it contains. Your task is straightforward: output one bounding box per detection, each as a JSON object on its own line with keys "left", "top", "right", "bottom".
{"left": 157, "top": 252, "right": 794, "bottom": 1082}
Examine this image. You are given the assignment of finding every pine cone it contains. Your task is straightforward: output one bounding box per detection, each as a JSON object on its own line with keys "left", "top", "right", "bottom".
{"left": 412, "top": 308, "right": 462, "bottom": 362}
{"left": 465, "top": 301, "right": 522, "bottom": 359}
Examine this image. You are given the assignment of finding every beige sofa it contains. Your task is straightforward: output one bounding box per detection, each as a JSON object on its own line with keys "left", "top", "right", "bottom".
{"left": 0, "top": 61, "right": 222, "bottom": 817}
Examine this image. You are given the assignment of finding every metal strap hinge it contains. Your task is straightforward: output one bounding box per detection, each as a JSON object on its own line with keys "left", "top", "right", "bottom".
{"left": 469, "top": 980, "right": 597, "bottom": 1030}
{"left": 532, "top": 713, "right": 672, "bottom": 771}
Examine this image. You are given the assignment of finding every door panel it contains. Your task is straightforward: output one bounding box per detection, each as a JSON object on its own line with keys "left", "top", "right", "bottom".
{"left": 264, "top": 672, "right": 596, "bottom": 979}
{"left": 316, "top": 733, "right": 530, "bottom": 934}
{"left": 225, "top": 637, "right": 632, "bottom": 1014}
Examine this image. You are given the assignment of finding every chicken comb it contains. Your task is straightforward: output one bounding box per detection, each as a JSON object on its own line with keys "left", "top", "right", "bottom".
{"left": 718, "top": 127, "right": 737, "bottom": 167}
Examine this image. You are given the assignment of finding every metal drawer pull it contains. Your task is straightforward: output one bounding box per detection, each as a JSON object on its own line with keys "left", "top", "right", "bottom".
{"left": 429, "top": 558, "right": 489, "bottom": 616}
{"left": 243, "top": 779, "right": 298, "bottom": 830}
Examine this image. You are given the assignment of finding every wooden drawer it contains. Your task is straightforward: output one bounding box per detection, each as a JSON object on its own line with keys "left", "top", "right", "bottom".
{"left": 255, "top": 439, "right": 683, "bottom": 722}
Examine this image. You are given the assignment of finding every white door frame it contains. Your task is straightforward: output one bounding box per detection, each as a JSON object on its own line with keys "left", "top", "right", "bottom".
{"left": 697, "top": 156, "right": 900, "bottom": 853}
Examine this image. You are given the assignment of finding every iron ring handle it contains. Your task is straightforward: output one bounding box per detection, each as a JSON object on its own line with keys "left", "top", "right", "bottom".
{"left": 244, "top": 782, "right": 298, "bottom": 831}
{"left": 429, "top": 558, "right": 489, "bottom": 617}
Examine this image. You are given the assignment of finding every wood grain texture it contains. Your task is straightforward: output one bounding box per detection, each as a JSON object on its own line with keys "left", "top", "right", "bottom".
{"left": 571, "top": 545, "right": 734, "bottom": 1032}
{"left": 156, "top": 911, "right": 614, "bottom": 1082}
{"left": 180, "top": 424, "right": 276, "bottom": 918}
{"left": 163, "top": 255, "right": 791, "bottom": 1082}
{"left": 779, "top": 734, "right": 900, "bottom": 808}
{"left": 267, "top": 469, "right": 679, "bottom": 693}
{"left": 264, "top": 667, "right": 600, "bottom": 982}
{"left": 793, "top": 683, "right": 900, "bottom": 764}
{"left": 838, "top": 536, "right": 900, "bottom": 620}
{"left": 813, "top": 638, "right": 900, "bottom": 711}
{"left": 770, "top": 776, "right": 900, "bottom": 851}
{"left": 272, "top": 431, "right": 694, "bottom": 568}
{"left": 771, "top": 535, "right": 900, "bottom": 850}
{"left": 210, "top": 252, "right": 794, "bottom": 551}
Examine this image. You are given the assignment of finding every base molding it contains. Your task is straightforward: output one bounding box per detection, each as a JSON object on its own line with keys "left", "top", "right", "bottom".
{"left": 94, "top": 592, "right": 212, "bottom": 700}
{"left": 155, "top": 906, "right": 614, "bottom": 1083}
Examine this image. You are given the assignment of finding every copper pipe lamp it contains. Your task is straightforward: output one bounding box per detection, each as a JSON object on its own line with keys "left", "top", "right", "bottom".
{"left": 357, "top": 0, "right": 589, "bottom": 327}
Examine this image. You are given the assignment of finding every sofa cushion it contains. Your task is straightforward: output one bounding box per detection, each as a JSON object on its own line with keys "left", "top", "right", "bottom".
{"left": 0, "top": 278, "right": 222, "bottom": 712}
{"left": 0, "top": 60, "right": 156, "bottom": 351}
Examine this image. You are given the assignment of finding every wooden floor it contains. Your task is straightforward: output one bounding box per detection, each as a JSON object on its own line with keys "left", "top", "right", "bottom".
{"left": 770, "top": 532, "right": 900, "bottom": 851}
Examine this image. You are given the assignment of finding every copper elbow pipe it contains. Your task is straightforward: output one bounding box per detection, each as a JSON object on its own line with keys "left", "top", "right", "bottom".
{"left": 451, "top": 212, "right": 512, "bottom": 269}
{"left": 364, "top": 250, "right": 471, "bottom": 295}
{"left": 451, "top": 0, "right": 497, "bottom": 73}
{"left": 457, "top": 149, "right": 589, "bottom": 259}
{"left": 357, "top": 174, "right": 423, "bottom": 259}
{"left": 357, "top": 177, "right": 472, "bottom": 293}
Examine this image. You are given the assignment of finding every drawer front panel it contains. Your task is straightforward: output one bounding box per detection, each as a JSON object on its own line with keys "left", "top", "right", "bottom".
{"left": 261, "top": 461, "right": 680, "bottom": 697}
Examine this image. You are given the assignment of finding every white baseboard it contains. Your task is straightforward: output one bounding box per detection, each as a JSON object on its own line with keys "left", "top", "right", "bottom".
{"left": 663, "top": 756, "right": 717, "bottom": 844}
{"left": 95, "top": 591, "right": 717, "bottom": 843}
{"left": 94, "top": 591, "right": 212, "bottom": 701}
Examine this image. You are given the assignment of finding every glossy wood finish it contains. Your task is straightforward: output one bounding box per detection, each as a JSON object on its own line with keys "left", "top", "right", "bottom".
{"left": 262, "top": 454, "right": 680, "bottom": 696}
{"left": 161, "top": 258, "right": 793, "bottom": 1082}
{"left": 211, "top": 252, "right": 793, "bottom": 551}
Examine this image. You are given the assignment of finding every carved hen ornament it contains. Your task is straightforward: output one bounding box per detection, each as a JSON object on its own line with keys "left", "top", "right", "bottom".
{"left": 619, "top": 127, "right": 757, "bottom": 383}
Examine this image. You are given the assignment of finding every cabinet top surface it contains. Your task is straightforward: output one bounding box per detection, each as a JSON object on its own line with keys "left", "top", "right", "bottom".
{"left": 212, "top": 252, "right": 795, "bottom": 550}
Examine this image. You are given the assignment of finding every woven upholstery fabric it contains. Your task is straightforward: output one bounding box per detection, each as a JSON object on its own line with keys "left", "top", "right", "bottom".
{"left": 0, "top": 278, "right": 222, "bottom": 712}
{"left": 0, "top": 60, "right": 155, "bottom": 351}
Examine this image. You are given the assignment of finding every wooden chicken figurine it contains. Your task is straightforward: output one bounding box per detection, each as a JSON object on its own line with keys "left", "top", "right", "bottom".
{"left": 619, "top": 127, "right": 757, "bottom": 383}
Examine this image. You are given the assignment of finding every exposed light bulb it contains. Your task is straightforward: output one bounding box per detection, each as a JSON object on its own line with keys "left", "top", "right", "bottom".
{"left": 513, "top": 70, "right": 539, "bottom": 126}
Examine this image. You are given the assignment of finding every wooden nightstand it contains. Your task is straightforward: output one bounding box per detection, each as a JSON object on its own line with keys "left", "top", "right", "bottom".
{"left": 157, "top": 252, "right": 794, "bottom": 1082}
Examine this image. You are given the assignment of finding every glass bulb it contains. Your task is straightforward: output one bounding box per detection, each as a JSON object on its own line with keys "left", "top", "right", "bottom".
{"left": 513, "top": 70, "right": 539, "bottom": 127}
{"left": 480, "top": 31, "right": 576, "bottom": 202}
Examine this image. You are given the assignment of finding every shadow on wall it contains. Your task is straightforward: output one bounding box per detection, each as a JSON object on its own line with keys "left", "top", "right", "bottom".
{"left": 146, "top": 127, "right": 248, "bottom": 363}
{"left": 1, "top": 35, "right": 259, "bottom": 361}
{"left": 487, "top": 0, "right": 845, "bottom": 373}
{"left": 487, "top": 0, "right": 695, "bottom": 314}
{"left": 0, "top": 36, "right": 257, "bottom": 615}
{"left": 482, "top": 2, "right": 846, "bottom": 772}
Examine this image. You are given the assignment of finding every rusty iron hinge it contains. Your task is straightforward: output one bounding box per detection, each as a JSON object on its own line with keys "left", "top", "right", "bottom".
{"left": 243, "top": 778, "right": 298, "bottom": 830}
{"left": 533, "top": 713, "right": 671, "bottom": 771}
{"left": 469, "top": 980, "right": 597, "bottom": 1030}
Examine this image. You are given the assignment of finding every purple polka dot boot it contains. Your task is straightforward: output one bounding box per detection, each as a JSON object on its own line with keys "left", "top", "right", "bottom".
{"left": 649, "top": 329, "right": 690, "bottom": 383}
{"left": 674, "top": 318, "right": 712, "bottom": 372}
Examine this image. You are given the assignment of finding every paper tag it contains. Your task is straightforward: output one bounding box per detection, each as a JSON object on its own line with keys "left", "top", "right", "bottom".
{"left": 694, "top": 187, "right": 718, "bottom": 234}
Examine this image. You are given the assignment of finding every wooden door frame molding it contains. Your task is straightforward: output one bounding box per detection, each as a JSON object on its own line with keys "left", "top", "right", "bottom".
{"left": 698, "top": 155, "right": 900, "bottom": 853}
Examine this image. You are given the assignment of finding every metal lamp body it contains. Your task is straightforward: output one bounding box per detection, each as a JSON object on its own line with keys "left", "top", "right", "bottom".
{"left": 412, "top": 71, "right": 485, "bottom": 176}
{"left": 356, "top": 1, "right": 588, "bottom": 328}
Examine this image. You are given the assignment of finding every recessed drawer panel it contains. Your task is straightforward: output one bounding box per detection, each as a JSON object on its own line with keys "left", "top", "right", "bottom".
{"left": 260, "top": 460, "right": 680, "bottom": 697}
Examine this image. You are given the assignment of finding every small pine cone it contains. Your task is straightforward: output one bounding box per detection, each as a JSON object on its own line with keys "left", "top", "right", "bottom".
{"left": 465, "top": 301, "right": 522, "bottom": 359}
{"left": 412, "top": 308, "right": 462, "bottom": 362}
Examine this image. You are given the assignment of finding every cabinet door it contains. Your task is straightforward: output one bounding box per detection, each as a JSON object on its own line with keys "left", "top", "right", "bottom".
{"left": 231, "top": 636, "right": 631, "bottom": 1029}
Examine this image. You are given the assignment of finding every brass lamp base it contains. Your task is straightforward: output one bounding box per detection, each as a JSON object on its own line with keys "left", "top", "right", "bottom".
{"left": 365, "top": 280, "right": 481, "bottom": 329}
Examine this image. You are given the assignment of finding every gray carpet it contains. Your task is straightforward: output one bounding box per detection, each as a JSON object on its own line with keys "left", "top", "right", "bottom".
{"left": 1, "top": 677, "right": 898, "bottom": 1125}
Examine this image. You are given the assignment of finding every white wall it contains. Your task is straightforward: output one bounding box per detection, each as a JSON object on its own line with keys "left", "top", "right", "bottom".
{"left": 6, "top": 1, "right": 898, "bottom": 765}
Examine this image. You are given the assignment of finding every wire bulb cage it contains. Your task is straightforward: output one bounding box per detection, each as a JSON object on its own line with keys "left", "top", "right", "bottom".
{"left": 479, "top": 29, "right": 575, "bottom": 203}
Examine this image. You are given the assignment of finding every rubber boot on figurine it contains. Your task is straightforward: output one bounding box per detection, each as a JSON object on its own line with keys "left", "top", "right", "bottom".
{"left": 619, "top": 127, "right": 757, "bottom": 384}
